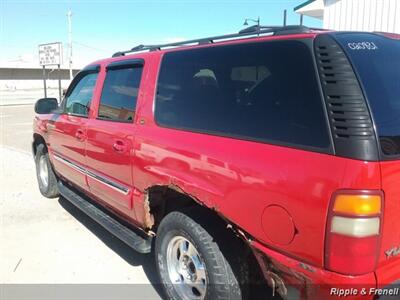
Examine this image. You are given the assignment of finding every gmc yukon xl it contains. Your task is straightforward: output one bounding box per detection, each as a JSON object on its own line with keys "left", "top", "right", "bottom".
{"left": 32, "top": 25, "right": 400, "bottom": 300}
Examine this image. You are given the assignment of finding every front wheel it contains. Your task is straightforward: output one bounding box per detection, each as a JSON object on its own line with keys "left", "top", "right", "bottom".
{"left": 35, "top": 144, "right": 59, "bottom": 198}
{"left": 155, "top": 210, "right": 247, "bottom": 300}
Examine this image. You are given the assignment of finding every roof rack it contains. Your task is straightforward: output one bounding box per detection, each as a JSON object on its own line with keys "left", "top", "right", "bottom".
{"left": 112, "top": 25, "right": 311, "bottom": 57}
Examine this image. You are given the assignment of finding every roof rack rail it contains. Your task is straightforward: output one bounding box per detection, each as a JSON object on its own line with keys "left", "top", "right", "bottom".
{"left": 112, "top": 25, "right": 311, "bottom": 57}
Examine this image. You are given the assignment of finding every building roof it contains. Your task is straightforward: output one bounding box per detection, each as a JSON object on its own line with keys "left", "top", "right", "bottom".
{"left": 294, "top": 0, "right": 316, "bottom": 11}
{"left": 294, "top": 0, "right": 324, "bottom": 19}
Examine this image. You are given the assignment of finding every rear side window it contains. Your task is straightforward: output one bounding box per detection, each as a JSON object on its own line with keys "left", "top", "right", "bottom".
{"left": 98, "top": 66, "right": 143, "bottom": 122}
{"left": 155, "top": 40, "right": 331, "bottom": 150}
{"left": 335, "top": 34, "right": 400, "bottom": 157}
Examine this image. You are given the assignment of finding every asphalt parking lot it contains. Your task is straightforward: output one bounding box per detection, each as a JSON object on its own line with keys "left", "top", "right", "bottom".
{"left": 0, "top": 104, "right": 162, "bottom": 299}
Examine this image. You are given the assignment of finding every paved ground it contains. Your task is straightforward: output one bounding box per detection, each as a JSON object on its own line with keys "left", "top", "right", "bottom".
{"left": 0, "top": 105, "right": 162, "bottom": 298}
{"left": 0, "top": 105, "right": 35, "bottom": 153}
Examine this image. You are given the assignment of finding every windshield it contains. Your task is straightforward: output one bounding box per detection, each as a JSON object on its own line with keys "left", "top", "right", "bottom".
{"left": 335, "top": 33, "right": 400, "bottom": 157}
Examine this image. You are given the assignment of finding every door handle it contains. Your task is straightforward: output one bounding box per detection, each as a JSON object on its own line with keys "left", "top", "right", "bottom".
{"left": 75, "top": 129, "right": 86, "bottom": 141}
{"left": 112, "top": 140, "right": 127, "bottom": 153}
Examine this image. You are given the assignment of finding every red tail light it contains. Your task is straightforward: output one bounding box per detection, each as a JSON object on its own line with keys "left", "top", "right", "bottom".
{"left": 325, "top": 191, "right": 383, "bottom": 275}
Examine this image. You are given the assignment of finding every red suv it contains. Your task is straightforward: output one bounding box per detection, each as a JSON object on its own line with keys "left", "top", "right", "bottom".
{"left": 33, "top": 25, "right": 400, "bottom": 300}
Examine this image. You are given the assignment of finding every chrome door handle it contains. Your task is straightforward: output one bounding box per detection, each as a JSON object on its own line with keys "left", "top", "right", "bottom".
{"left": 75, "top": 129, "right": 86, "bottom": 141}
{"left": 112, "top": 140, "right": 126, "bottom": 153}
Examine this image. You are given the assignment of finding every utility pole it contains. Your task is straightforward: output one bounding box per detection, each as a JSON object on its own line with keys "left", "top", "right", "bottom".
{"left": 67, "top": 9, "right": 73, "bottom": 80}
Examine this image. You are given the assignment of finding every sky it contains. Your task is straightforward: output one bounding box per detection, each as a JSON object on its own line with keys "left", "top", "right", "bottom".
{"left": 1, "top": 0, "right": 322, "bottom": 68}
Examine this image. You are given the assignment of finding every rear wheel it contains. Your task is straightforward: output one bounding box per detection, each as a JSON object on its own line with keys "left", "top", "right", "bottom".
{"left": 35, "top": 144, "right": 59, "bottom": 198}
{"left": 155, "top": 209, "right": 247, "bottom": 300}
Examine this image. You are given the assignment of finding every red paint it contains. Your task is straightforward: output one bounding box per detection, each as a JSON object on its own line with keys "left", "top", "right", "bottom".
{"left": 377, "top": 161, "right": 400, "bottom": 285}
{"left": 49, "top": 114, "right": 89, "bottom": 189}
{"left": 262, "top": 205, "right": 296, "bottom": 245}
{"left": 32, "top": 31, "right": 400, "bottom": 299}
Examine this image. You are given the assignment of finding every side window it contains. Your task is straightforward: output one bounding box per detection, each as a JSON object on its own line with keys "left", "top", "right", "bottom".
{"left": 231, "top": 65, "right": 270, "bottom": 82}
{"left": 65, "top": 72, "right": 98, "bottom": 116}
{"left": 230, "top": 66, "right": 271, "bottom": 104}
{"left": 98, "top": 66, "right": 143, "bottom": 122}
{"left": 155, "top": 40, "right": 331, "bottom": 151}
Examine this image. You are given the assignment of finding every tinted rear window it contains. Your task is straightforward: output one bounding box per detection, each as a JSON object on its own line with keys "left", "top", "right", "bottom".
{"left": 155, "top": 40, "right": 331, "bottom": 151}
{"left": 335, "top": 34, "right": 400, "bottom": 156}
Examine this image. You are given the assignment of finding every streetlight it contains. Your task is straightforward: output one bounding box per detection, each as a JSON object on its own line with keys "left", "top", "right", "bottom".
{"left": 243, "top": 17, "right": 260, "bottom": 27}
{"left": 243, "top": 17, "right": 260, "bottom": 35}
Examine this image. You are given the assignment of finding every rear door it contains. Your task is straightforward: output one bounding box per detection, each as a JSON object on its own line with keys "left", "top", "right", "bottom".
{"left": 85, "top": 59, "right": 144, "bottom": 215}
{"left": 335, "top": 33, "right": 400, "bottom": 280}
{"left": 49, "top": 66, "right": 100, "bottom": 189}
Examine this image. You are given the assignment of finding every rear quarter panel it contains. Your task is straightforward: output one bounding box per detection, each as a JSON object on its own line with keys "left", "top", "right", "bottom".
{"left": 135, "top": 126, "right": 381, "bottom": 267}
{"left": 376, "top": 161, "right": 400, "bottom": 284}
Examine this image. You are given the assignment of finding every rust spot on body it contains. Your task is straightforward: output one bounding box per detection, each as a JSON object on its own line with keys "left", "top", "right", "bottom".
{"left": 143, "top": 192, "right": 155, "bottom": 229}
{"left": 142, "top": 183, "right": 216, "bottom": 231}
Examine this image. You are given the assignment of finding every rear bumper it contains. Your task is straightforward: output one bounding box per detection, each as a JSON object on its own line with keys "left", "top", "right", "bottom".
{"left": 251, "top": 240, "right": 386, "bottom": 300}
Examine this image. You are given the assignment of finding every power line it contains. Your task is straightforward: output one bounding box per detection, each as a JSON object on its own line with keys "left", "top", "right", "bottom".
{"left": 73, "top": 41, "right": 109, "bottom": 53}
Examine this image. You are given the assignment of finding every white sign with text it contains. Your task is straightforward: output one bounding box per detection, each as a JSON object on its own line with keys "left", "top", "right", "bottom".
{"left": 39, "top": 42, "right": 62, "bottom": 66}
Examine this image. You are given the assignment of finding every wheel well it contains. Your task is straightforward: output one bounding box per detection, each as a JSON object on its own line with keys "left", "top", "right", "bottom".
{"left": 32, "top": 133, "right": 46, "bottom": 156}
{"left": 146, "top": 184, "right": 243, "bottom": 245}
{"left": 146, "top": 185, "right": 242, "bottom": 236}
{"left": 146, "top": 185, "right": 199, "bottom": 230}
{"left": 147, "top": 185, "right": 267, "bottom": 294}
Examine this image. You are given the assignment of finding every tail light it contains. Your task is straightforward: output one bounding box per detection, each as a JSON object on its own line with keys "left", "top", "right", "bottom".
{"left": 325, "top": 191, "right": 383, "bottom": 275}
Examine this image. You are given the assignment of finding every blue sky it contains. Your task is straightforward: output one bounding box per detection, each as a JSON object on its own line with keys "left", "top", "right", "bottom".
{"left": 1, "top": 0, "right": 321, "bottom": 67}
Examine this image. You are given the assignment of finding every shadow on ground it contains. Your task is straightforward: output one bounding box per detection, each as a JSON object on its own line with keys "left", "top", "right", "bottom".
{"left": 58, "top": 196, "right": 278, "bottom": 300}
{"left": 58, "top": 196, "right": 165, "bottom": 299}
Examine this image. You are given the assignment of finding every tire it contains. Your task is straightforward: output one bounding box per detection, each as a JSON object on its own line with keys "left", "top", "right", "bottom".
{"left": 35, "top": 143, "right": 59, "bottom": 198}
{"left": 155, "top": 209, "right": 247, "bottom": 300}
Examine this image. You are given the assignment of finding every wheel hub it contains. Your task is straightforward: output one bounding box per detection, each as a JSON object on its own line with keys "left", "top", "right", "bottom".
{"left": 39, "top": 155, "right": 49, "bottom": 188}
{"left": 166, "top": 236, "right": 207, "bottom": 299}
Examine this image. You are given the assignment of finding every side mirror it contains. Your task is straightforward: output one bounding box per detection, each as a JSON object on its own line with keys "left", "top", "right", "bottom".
{"left": 34, "top": 98, "right": 58, "bottom": 114}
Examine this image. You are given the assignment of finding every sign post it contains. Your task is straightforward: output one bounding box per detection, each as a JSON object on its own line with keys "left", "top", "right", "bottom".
{"left": 42, "top": 66, "right": 47, "bottom": 98}
{"left": 58, "top": 64, "right": 62, "bottom": 101}
{"left": 38, "top": 42, "right": 63, "bottom": 101}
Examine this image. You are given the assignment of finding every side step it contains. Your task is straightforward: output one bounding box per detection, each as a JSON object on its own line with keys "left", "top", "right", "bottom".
{"left": 58, "top": 182, "right": 152, "bottom": 254}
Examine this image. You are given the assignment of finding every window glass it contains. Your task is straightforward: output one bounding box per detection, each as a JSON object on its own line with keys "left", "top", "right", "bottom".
{"left": 231, "top": 66, "right": 270, "bottom": 82}
{"left": 155, "top": 40, "right": 330, "bottom": 150}
{"left": 65, "top": 72, "right": 98, "bottom": 116}
{"left": 335, "top": 33, "right": 400, "bottom": 156}
{"left": 98, "top": 66, "right": 143, "bottom": 122}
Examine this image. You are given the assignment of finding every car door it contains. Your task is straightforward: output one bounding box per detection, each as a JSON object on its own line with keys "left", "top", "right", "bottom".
{"left": 85, "top": 59, "right": 144, "bottom": 215}
{"left": 49, "top": 65, "right": 100, "bottom": 190}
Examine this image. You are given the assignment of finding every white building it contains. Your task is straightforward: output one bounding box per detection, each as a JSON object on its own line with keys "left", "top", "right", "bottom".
{"left": 294, "top": 0, "right": 400, "bottom": 33}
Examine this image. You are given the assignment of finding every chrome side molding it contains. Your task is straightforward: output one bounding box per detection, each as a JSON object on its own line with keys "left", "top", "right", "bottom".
{"left": 52, "top": 153, "right": 130, "bottom": 195}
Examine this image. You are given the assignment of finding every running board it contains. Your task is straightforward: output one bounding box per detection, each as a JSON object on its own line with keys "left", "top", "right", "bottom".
{"left": 58, "top": 182, "right": 152, "bottom": 254}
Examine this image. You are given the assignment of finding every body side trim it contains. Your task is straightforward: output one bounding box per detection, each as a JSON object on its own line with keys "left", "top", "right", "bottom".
{"left": 52, "top": 153, "right": 130, "bottom": 195}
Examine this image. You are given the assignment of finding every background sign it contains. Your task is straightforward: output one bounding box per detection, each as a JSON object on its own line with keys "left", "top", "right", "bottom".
{"left": 39, "top": 42, "right": 62, "bottom": 66}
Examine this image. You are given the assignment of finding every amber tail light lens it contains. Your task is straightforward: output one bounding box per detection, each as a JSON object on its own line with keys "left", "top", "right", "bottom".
{"left": 325, "top": 191, "right": 383, "bottom": 275}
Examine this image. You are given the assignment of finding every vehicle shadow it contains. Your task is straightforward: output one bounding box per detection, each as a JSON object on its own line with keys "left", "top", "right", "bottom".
{"left": 58, "top": 196, "right": 165, "bottom": 299}
{"left": 58, "top": 196, "right": 277, "bottom": 300}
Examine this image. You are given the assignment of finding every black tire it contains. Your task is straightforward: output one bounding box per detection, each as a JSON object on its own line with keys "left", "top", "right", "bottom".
{"left": 155, "top": 209, "right": 248, "bottom": 300}
{"left": 35, "top": 143, "right": 59, "bottom": 198}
